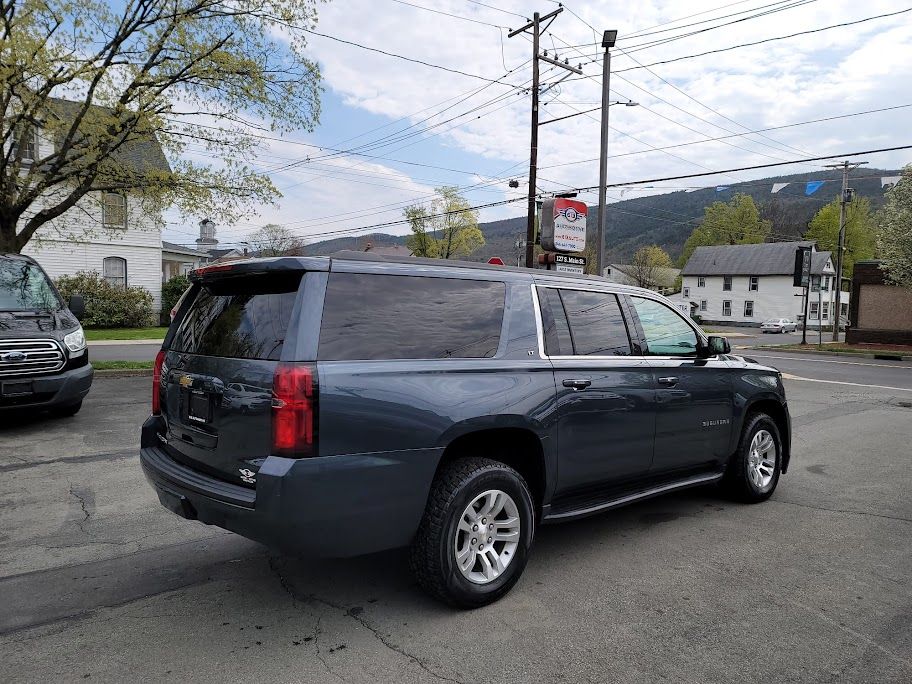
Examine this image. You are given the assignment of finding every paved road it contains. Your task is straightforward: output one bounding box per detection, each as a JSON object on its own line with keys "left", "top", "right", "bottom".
{"left": 1, "top": 363, "right": 911, "bottom": 683}
{"left": 743, "top": 349, "right": 912, "bottom": 392}
{"left": 708, "top": 324, "right": 844, "bottom": 347}
{"left": 89, "top": 342, "right": 161, "bottom": 361}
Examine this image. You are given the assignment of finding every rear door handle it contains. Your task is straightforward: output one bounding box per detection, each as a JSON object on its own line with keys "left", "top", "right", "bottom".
{"left": 562, "top": 378, "right": 592, "bottom": 390}
{"left": 657, "top": 376, "right": 679, "bottom": 387}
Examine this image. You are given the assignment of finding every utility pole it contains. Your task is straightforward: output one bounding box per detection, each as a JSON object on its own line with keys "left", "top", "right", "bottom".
{"left": 596, "top": 30, "right": 617, "bottom": 278}
{"left": 509, "top": 6, "right": 580, "bottom": 268}
{"left": 822, "top": 160, "right": 867, "bottom": 341}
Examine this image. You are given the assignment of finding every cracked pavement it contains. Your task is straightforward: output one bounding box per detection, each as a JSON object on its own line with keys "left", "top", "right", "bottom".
{"left": 1, "top": 356, "right": 911, "bottom": 683}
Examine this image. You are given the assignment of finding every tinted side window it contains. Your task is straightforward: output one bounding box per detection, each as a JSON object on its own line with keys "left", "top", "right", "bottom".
{"left": 319, "top": 273, "right": 505, "bottom": 360}
{"left": 631, "top": 297, "right": 698, "bottom": 356}
{"left": 557, "top": 289, "right": 631, "bottom": 356}
{"left": 538, "top": 287, "right": 573, "bottom": 356}
{"left": 171, "top": 273, "right": 301, "bottom": 360}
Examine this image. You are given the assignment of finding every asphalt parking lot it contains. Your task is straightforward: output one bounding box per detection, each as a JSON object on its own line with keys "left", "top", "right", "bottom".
{"left": 1, "top": 353, "right": 911, "bottom": 683}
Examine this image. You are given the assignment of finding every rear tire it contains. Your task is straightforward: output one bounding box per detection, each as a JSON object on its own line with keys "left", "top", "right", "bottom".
{"left": 722, "top": 412, "right": 781, "bottom": 503}
{"left": 53, "top": 400, "right": 83, "bottom": 418}
{"left": 409, "top": 457, "right": 535, "bottom": 608}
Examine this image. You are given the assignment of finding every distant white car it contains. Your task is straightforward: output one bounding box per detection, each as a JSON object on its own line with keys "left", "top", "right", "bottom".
{"left": 761, "top": 318, "right": 797, "bottom": 333}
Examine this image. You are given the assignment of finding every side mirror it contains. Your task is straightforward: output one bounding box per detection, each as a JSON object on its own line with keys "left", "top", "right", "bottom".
{"left": 68, "top": 294, "right": 85, "bottom": 319}
{"left": 698, "top": 335, "right": 730, "bottom": 357}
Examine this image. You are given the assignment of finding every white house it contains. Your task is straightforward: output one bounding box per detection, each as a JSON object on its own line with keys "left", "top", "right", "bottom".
{"left": 15, "top": 99, "right": 169, "bottom": 307}
{"left": 680, "top": 241, "right": 849, "bottom": 327}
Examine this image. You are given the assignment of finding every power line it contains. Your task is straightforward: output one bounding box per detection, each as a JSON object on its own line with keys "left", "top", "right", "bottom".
{"left": 300, "top": 27, "right": 524, "bottom": 85}
{"left": 464, "top": 0, "right": 529, "bottom": 21}
{"left": 539, "top": 103, "right": 912, "bottom": 170}
{"left": 388, "top": 0, "right": 509, "bottom": 28}
{"left": 188, "top": 144, "right": 912, "bottom": 246}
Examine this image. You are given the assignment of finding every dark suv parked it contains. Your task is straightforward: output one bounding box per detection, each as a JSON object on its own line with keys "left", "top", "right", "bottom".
{"left": 1, "top": 253, "right": 92, "bottom": 416}
{"left": 140, "top": 252, "right": 790, "bottom": 607}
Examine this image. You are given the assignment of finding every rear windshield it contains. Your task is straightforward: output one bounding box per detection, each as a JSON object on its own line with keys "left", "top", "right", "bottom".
{"left": 171, "top": 273, "right": 301, "bottom": 360}
{"left": 319, "top": 273, "right": 505, "bottom": 360}
{"left": 0, "top": 258, "right": 61, "bottom": 312}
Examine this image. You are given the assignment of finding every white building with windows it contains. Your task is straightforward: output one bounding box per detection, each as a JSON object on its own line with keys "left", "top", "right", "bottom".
{"left": 13, "top": 99, "right": 169, "bottom": 307}
{"left": 680, "top": 241, "right": 849, "bottom": 327}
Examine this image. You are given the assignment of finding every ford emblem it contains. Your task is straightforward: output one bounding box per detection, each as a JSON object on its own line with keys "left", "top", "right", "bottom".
{"left": 1, "top": 351, "right": 28, "bottom": 362}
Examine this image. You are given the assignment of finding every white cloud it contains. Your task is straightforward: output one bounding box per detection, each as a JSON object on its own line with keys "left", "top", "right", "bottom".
{"left": 163, "top": 0, "right": 912, "bottom": 246}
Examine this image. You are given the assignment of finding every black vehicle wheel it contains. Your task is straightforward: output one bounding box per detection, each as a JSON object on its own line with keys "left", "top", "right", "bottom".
{"left": 722, "top": 412, "right": 782, "bottom": 503}
{"left": 409, "top": 457, "right": 535, "bottom": 608}
{"left": 53, "top": 400, "right": 83, "bottom": 418}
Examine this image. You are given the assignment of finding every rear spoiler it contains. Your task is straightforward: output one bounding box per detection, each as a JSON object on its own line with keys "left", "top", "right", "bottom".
{"left": 190, "top": 257, "right": 328, "bottom": 281}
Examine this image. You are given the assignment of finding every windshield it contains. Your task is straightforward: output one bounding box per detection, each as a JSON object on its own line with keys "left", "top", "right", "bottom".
{"left": 0, "top": 258, "right": 62, "bottom": 312}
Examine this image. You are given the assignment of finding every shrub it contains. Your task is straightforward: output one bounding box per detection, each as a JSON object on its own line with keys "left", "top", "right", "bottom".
{"left": 56, "top": 271, "right": 154, "bottom": 328}
{"left": 162, "top": 274, "right": 191, "bottom": 319}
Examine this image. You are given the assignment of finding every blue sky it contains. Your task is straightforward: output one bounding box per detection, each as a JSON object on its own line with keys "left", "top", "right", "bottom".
{"left": 162, "top": 0, "right": 912, "bottom": 248}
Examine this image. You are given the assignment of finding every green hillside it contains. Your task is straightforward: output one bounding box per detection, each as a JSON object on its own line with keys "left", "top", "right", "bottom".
{"left": 303, "top": 167, "right": 901, "bottom": 263}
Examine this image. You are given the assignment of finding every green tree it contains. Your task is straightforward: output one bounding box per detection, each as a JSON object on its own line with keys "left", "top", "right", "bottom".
{"left": 1, "top": 0, "right": 324, "bottom": 253}
{"left": 404, "top": 187, "right": 484, "bottom": 259}
{"left": 804, "top": 196, "right": 876, "bottom": 278}
{"left": 630, "top": 245, "right": 674, "bottom": 289}
{"left": 877, "top": 164, "right": 912, "bottom": 288}
{"left": 680, "top": 194, "right": 771, "bottom": 266}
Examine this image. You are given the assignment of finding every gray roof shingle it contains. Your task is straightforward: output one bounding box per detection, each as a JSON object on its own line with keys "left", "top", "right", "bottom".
{"left": 682, "top": 241, "right": 832, "bottom": 276}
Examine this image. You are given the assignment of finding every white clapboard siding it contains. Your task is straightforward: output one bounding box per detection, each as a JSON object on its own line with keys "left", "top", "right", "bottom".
{"left": 682, "top": 274, "right": 849, "bottom": 326}
{"left": 22, "top": 189, "right": 163, "bottom": 307}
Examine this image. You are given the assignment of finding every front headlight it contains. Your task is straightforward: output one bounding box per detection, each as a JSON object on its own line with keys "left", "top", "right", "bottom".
{"left": 63, "top": 326, "right": 87, "bottom": 354}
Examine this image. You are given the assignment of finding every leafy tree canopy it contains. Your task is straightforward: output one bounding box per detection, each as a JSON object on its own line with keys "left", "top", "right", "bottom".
{"left": 805, "top": 196, "right": 876, "bottom": 277}
{"left": 405, "top": 186, "right": 484, "bottom": 259}
{"left": 876, "top": 164, "right": 912, "bottom": 288}
{"left": 630, "top": 245, "right": 674, "bottom": 289}
{"left": 1, "top": 0, "right": 323, "bottom": 252}
{"left": 247, "top": 223, "right": 305, "bottom": 257}
{"left": 679, "top": 193, "right": 771, "bottom": 266}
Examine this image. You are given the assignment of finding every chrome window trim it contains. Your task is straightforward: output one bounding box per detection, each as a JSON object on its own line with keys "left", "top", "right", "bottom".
{"left": 531, "top": 282, "right": 710, "bottom": 362}
{"left": 0, "top": 337, "right": 66, "bottom": 377}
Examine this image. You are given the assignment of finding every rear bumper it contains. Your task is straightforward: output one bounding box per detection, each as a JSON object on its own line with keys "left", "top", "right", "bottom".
{"left": 140, "top": 420, "right": 442, "bottom": 557}
{"left": 0, "top": 362, "right": 93, "bottom": 410}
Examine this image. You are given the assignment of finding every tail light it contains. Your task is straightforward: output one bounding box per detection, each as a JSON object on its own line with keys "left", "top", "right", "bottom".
{"left": 272, "top": 363, "right": 317, "bottom": 457}
{"left": 152, "top": 349, "right": 165, "bottom": 415}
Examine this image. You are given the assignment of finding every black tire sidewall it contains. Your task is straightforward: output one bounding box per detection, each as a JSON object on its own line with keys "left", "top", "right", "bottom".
{"left": 437, "top": 467, "right": 534, "bottom": 607}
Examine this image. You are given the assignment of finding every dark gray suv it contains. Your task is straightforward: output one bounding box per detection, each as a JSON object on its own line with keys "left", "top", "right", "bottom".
{"left": 140, "top": 252, "right": 790, "bottom": 607}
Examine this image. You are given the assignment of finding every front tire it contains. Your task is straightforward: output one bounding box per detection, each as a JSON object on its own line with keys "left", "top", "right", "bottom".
{"left": 409, "top": 458, "right": 535, "bottom": 608}
{"left": 722, "top": 412, "right": 782, "bottom": 503}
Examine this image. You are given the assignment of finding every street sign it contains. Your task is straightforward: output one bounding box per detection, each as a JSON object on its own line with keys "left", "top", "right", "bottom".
{"left": 540, "top": 198, "right": 587, "bottom": 252}
{"left": 793, "top": 246, "right": 812, "bottom": 287}
{"left": 554, "top": 253, "right": 586, "bottom": 274}
{"left": 487, "top": 257, "right": 505, "bottom": 265}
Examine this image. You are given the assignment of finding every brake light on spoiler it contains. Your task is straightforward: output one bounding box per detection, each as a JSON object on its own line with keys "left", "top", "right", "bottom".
{"left": 272, "top": 363, "right": 318, "bottom": 457}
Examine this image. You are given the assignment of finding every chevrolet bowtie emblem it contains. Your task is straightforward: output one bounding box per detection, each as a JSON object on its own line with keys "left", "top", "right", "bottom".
{"left": 178, "top": 375, "right": 193, "bottom": 388}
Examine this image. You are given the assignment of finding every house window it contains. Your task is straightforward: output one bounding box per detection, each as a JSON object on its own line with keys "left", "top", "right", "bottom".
{"left": 11, "top": 126, "right": 37, "bottom": 161}
{"left": 700, "top": 300, "right": 707, "bottom": 312}
{"left": 822, "top": 276, "right": 829, "bottom": 291}
{"left": 749, "top": 276, "right": 758, "bottom": 291}
{"left": 722, "top": 276, "right": 732, "bottom": 291}
{"left": 102, "top": 193, "right": 127, "bottom": 228}
{"left": 744, "top": 300, "right": 754, "bottom": 317}
{"left": 103, "top": 257, "right": 127, "bottom": 289}
{"left": 683, "top": 287, "right": 690, "bottom": 297}
{"left": 810, "top": 301, "right": 819, "bottom": 319}
{"left": 841, "top": 303, "right": 849, "bottom": 316}
{"left": 822, "top": 302, "right": 829, "bottom": 320}
{"left": 722, "top": 300, "right": 732, "bottom": 316}
{"left": 697, "top": 277, "right": 705, "bottom": 288}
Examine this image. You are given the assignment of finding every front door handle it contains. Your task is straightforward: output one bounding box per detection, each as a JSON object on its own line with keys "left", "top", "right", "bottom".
{"left": 562, "top": 378, "right": 592, "bottom": 390}
{"left": 657, "top": 376, "right": 679, "bottom": 387}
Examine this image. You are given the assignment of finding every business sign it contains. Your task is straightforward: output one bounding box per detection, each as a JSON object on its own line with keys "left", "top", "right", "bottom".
{"left": 554, "top": 253, "right": 586, "bottom": 274}
{"left": 793, "top": 246, "right": 812, "bottom": 287}
{"left": 540, "top": 198, "right": 587, "bottom": 252}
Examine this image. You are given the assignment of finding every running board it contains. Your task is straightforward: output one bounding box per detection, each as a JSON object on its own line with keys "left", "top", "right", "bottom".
{"left": 543, "top": 471, "right": 724, "bottom": 523}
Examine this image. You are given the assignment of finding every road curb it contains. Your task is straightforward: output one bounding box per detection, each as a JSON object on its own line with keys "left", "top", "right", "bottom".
{"left": 750, "top": 345, "right": 911, "bottom": 361}
{"left": 94, "top": 369, "right": 153, "bottom": 378}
